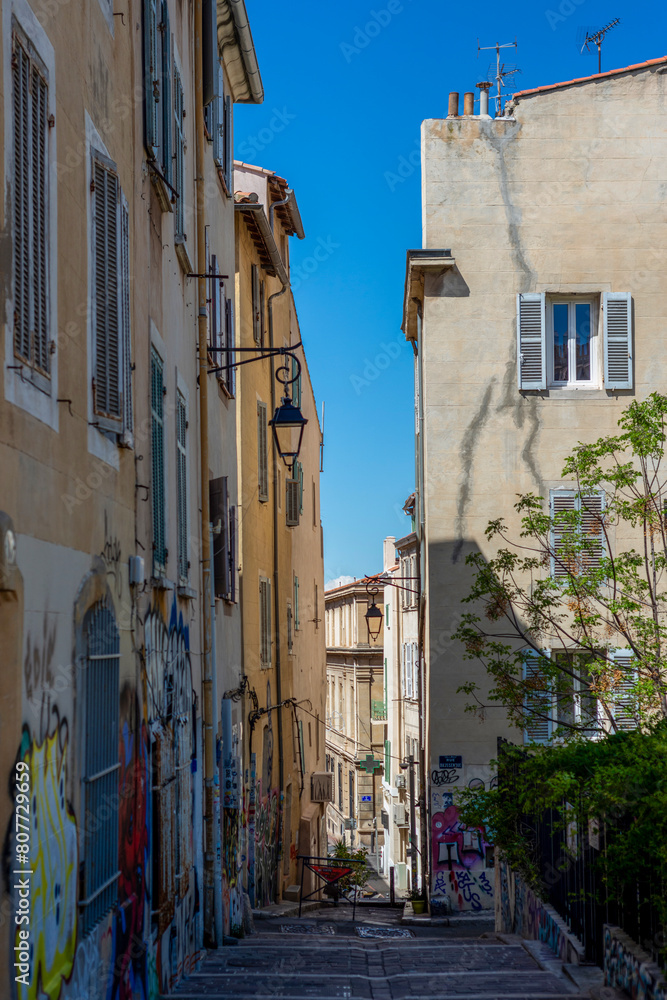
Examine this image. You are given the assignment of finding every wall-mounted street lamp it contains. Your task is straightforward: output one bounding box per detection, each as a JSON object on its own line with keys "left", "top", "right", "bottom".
{"left": 208, "top": 342, "right": 308, "bottom": 470}
{"left": 362, "top": 572, "right": 420, "bottom": 642}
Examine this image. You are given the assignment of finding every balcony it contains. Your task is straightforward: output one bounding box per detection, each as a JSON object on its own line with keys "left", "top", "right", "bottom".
{"left": 371, "top": 700, "right": 387, "bottom": 721}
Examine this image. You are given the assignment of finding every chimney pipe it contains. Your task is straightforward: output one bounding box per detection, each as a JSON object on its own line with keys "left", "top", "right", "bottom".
{"left": 463, "top": 92, "right": 475, "bottom": 116}
{"left": 477, "top": 81, "right": 493, "bottom": 118}
{"left": 448, "top": 91, "right": 459, "bottom": 117}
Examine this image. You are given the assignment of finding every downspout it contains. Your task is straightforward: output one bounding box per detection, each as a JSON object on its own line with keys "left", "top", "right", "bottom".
{"left": 268, "top": 277, "right": 288, "bottom": 900}
{"left": 194, "top": 0, "right": 216, "bottom": 946}
{"left": 269, "top": 189, "right": 292, "bottom": 235}
{"left": 414, "top": 314, "right": 429, "bottom": 892}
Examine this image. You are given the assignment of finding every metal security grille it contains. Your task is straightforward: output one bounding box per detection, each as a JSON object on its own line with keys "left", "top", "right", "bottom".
{"left": 176, "top": 391, "right": 188, "bottom": 582}
{"left": 12, "top": 32, "right": 49, "bottom": 381}
{"left": 151, "top": 348, "right": 166, "bottom": 572}
{"left": 80, "top": 599, "right": 120, "bottom": 936}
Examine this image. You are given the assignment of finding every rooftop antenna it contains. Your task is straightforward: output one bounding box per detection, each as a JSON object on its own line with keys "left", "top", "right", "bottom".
{"left": 581, "top": 18, "right": 620, "bottom": 74}
{"left": 478, "top": 38, "right": 519, "bottom": 116}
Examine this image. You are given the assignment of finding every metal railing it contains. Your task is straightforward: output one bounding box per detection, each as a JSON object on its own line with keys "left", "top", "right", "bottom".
{"left": 499, "top": 739, "right": 665, "bottom": 971}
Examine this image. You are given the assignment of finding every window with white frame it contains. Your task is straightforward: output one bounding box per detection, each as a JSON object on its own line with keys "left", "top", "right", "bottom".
{"left": 402, "top": 642, "right": 418, "bottom": 700}
{"left": 91, "top": 153, "right": 132, "bottom": 439}
{"left": 12, "top": 26, "right": 50, "bottom": 391}
{"left": 517, "top": 292, "right": 632, "bottom": 391}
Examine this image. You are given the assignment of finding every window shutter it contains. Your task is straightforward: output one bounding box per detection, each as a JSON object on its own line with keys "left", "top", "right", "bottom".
{"left": 259, "top": 578, "right": 272, "bottom": 668}
{"left": 212, "top": 68, "right": 224, "bottom": 166}
{"left": 228, "top": 504, "right": 237, "bottom": 602}
{"left": 252, "top": 265, "right": 261, "bottom": 344}
{"left": 210, "top": 476, "right": 229, "bottom": 598}
{"left": 286, "top": 479, "right": 299, "bottom": 526}
{"left": 257, "top": 401, "right": 269, "bottom": 501}
{"left": 260, "top": 279, "right": 265, "bottom": 346}
{"left": 13, "top": 37, "right": 31, "bottom": 364}
{"left": 176, "top": 392, "right": 188, "bottom": 582}
{"left": 120, "top": 194, "right": 133, "bottom": 441}
{"left": 296, "top": 460, "right": 304, "bottom": 513}
{"left": 517, "top": 292, "right": 546, "bottom": 390}
{"left": 201, "top": 0, "right": 219, "bottom": 107}
{"left": 173, "top": 68, "right": 185, "bottom": 241}
{"left": 610, "top": 650, "right": 637, "bottom": 731}
{"left": 31, "top": 65, "right": 49, "bottom": 375}
{"left": 224, "top": 95, "right": 233, "bottom": 192}
{"left": 160, "top": 0, "right": 172, "bottom": 186}
{"left": 143, "top": 0, "right": 159, "bottom": 158}
{"left": 150, "top": 348, "right": 166, "bottom": 572}
{"left": 93, "top": 157, "right": 121, "bottom": 425}
{"left": 580, "top": 493, "right": 605, "bottom": 571}
{"left": 550, "top": 491, "right": 576, "bottom": 580}
{"left": 603, "top": 292, "right": 632, "bottom": 389}
{"left": 522, "top": 649, "right": 552, "bottom": 744}
{"left": 294, "top": 574, "right": 299, "bottom": 628}
{"left": 551, "top": 491, "right": 604, "bottom": 579}
{"left": 225, "top": 296, "right": 235, "bottom": 395}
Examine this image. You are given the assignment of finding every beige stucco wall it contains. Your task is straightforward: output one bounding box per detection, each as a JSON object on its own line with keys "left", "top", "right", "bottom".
{"left": 419, "top": 62, "right": 667, "bottom": 912}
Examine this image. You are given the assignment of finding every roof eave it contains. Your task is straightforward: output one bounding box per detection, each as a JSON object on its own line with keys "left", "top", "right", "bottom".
{"left": 218, "top": 0, "right": 264, "bottom": 104}
{"left": 235, "top": 203, "right": 289, "bottom": 284}
{"left": 401, "top": 249, "right": 456, "bottom": 342}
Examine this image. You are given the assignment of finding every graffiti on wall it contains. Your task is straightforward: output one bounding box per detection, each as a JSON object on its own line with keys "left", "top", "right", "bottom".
{"left": 431, "top": 802, "right": 492, "bottom": 913}
{"left": 604, "top": 925, "right": 667, "bottom": 1000}
{"left": 498, "top": 858, "right": 583, "bottom": 966}
{"left": 15, "top": 715, "right": 78, "bottom": 1000}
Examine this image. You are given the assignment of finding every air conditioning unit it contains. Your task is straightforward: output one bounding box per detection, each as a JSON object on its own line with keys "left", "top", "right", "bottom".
{"left": 392, "top": 804, "right": 408, "bottom": 828}
{"left": 395, "top": 775, "right": 406, "bottom": 789}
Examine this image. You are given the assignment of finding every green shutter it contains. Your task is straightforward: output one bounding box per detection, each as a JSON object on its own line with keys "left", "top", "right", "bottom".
{"left": 173, "top": 68, "right": 185, "bottom": 240}
{"left": 120, "top": 194, "right": 133, "bottom": 439}
{"left": 151, "top": 348, "right": 166, "bottom": 572}
{"left": 294, "top": 574, "right": 299, "bottom": 628}
{"left": 176, "top": 392, "right": 188, "bottom": 581}
{"left": 160, "top": 0, "right": 172, "bottom": 185}
{"left": 93, "top": 156, "right": 121, "bottom": 426}
{"left": 384, "top": 740, "right": 390, "bottom": 786}
{"left": 143, "top": 0, "right": 159, "bottom": 158}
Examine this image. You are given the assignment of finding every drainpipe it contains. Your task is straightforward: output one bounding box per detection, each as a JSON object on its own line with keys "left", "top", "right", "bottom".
{"left": 268, "top": 277, "right": 288, "bottom": 900}
{"left": 269, "top": 189, "right": 292, "bottom": 235}
{"left": 194, "top": 0, "right": 216, "bottom": 946}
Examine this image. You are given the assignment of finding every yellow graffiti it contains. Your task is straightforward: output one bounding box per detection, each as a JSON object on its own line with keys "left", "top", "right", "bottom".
{"left": 16, "top": 730, "right": 78, "bottom": 1000}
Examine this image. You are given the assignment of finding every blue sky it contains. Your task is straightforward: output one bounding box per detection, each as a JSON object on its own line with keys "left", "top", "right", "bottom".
{"left": 235, "top": 0, "right": 666, "bottom": 586}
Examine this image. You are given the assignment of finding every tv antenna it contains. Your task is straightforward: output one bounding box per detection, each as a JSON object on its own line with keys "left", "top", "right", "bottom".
{"left": 581, "top": 18, "right": 620, "bottom": 74}
{"left": 478, "top": 38, "right": 520, "bottom": 116}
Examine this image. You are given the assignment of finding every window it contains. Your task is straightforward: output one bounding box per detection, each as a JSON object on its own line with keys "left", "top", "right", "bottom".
{"left": 294, "top": 574, "right": 300, "bottom": 629}
{"left": 349, "top": 770, "right": 355, "bottom": 818}
{"left": 287, "top": 602, "right": 293, "bottom": 652}
{"left": 207, "top": 68, "right": 232, "bottom": 193}
{"left": 176, "top": 391, "right": 188, "bottom": 582}
{"left": 293, "top": 460, "right": 304, "bottom": 514}
{"left": 517, "top": 292, "right": 632, "bottom": 391}
{"left": 210, "top": 477, "right": 236, "bottom": 601}
{"left": 550, "top": 491, "right": 605, "bottom": 580}
{"left": 314, "top": 583, "right": 319, "bottom": 630}
{"left": 609, "top": 650, "right": 638, "bottom": 732}
{"left": 384, "top": 739, "right": 391, "bottom": 786}
{"left": 12, "top": 29, "right": 50, "bottom": 390}
{"left": 257, "top": 401, "right": 269, "bottom": 501}
{"left": 312, "top": 480, "right": 317, "bottom": 527}
{"left": 251, "top": 265, "right": 261, "bottom": 345}
{"left": 173, "top": 66, "right": 187, "bottom": 254}
{"left": 338, "top": 762, "right": 343, "bottom": 810}
{"left": 291, "top": 355, "right": 302, "bottom": 407}
{"left": 286, "top": 477, "right": 299, "bottom": 526}
{"left": 143, "top": 0, "right": 173, "bottom": 208}
{"left": 402, "top": 643, "right": 416, "bottom": 699}
{"left": 80, "top": 599, "right": 120, "bottom": 935}
{"left": 151, "top": 348, "right": 166, "bottom": 573}
{"left": 259, "top": 576, "right": 271, "bottom": 668}
{"left": 90, "top": 154, "right": 133, "bottom": 440}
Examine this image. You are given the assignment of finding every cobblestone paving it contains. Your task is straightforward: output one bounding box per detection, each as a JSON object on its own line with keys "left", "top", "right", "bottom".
{"left": 169, "top": 907, "right": 592, "bottom": 1000}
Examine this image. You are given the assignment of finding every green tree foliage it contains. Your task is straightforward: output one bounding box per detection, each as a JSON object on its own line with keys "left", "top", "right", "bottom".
{"left": 454, "top": 394, "right": 667, "bottom": 739}
{"left": 328, "top": 839, "right": 371, "bottom": 894}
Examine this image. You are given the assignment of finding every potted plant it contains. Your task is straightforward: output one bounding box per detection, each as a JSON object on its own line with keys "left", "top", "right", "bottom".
{"left": 409, "top": 888, "right": 427, "bottom": 914}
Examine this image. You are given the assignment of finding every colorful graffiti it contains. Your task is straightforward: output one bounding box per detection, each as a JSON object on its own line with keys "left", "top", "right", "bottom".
{"left": 16, "top": 719, "right": 78, "bottom": 1000}
{"left": 222, "top": 809, "right": 243, "bottom": 936}
{"left": 107, "top": 685, "right": 150, "bottom": 1000}
{"left": 255, "top": 789, "right": 280, "bottom": 908}
{"left": 604, "top": 926, "right": 667, "bottom": 1000}
{"left": 430, "top": 802, "right": 493, "bottom": 912}
{"left": 498, "top": 859, "right": 584, "bottom": 966}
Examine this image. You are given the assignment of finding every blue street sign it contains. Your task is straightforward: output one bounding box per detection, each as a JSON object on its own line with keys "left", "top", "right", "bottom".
{"left": 361, "top": 795, "right": 372, "bottom": 802}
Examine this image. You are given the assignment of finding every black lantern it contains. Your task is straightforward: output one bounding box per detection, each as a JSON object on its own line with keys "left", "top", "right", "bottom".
{"left": 364, "top": 597, "right": 383, "bottom": 642}
{"left": 269, "top": 395, "right": 308, "bottom": 470}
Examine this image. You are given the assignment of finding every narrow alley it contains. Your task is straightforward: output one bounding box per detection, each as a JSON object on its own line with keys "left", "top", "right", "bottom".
{"left": 170, "top": 905, "right": 598, "bottom": 999}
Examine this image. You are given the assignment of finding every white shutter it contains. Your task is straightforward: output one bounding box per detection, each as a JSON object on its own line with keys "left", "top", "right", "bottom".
{"left": 580, "top": 493, "right": 605, "bottom": 571}
{"left": 550, "top": 491, "right": 577, "bottom": 580}
{"left": 120, "top": 194, "right": 133, "bottom": 442}
{"left": 92, "top": 156, "right": 121, "bottom": 426}
{"left": 603, "top": 292, "right": 632, "bottom": 389}
{"left": 610, "top": 650, "right": 637, "bottom": 731}
{"left": 517, "top": 293, "right": 546, "bottom": 390}
{"left": 523, "top": 648, "right": 552, "bottom": 744}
